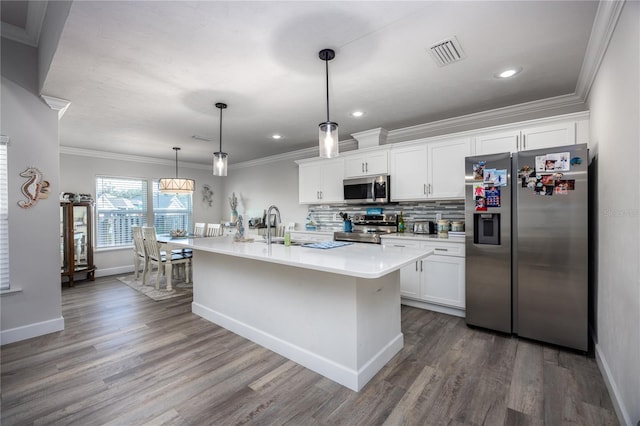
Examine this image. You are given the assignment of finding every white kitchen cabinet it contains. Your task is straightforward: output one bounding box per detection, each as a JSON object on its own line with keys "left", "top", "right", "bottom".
{"left": 427, "top": 138, "right": 471, "bottom": 199}
{"left": 421, "top": 254, "right": 465, "bottom": 308}
{"left": 383, "top": 236, "right": 465, "bottom": 314}
{"left": 474, "top": 130, "right": 520, "bottom": 155}
{"left": 521, "top": 122, "right": 576, "bottom": 151}
{"left": 389, "top": 137, "right": 470, "bottom": 201}
{"left": 343, "top": 149, "right": 388, "bottom": 178}
{"left": 298, "top": 158, "right": 344, "bottom": 204}
{"left": 389, "top": 144, "right": 428, "bottom": 201}
{"left": 474, "top": 121, "right": 578, "bottom": 155}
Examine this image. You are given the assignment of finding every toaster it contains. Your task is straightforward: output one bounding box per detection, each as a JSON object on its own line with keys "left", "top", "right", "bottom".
{"left": 413, "top": 221, "right": 436, "bottom": 234}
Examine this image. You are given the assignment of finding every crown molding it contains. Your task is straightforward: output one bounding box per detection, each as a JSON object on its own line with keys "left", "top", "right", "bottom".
{"left": 41, "top": 95, "right": 71, "bottom": 119}
{"left": 0, "top": 1, "right": 47, "bottom": 47}
{"left": 231, "top": 139, "right": 358, "bottom": 170}
{"left": 387, "top": 93, "right": 585, "bottom": 143}
{"left": 60, "top": 146, "right": 212, "bottom": 171}
{"left": 575, "top": 0, "right": 626, "bottom": 101}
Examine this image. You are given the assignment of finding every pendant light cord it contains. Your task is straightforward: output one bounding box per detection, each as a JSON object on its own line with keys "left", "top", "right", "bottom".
{"left": 325, "top": 58, "right": 330, "bottom": 123}
{"left": 219, "top": 107, "right": 223, "bottom": 152}
{"left": 175, "top": 148, "right": 178, "bottom": 177}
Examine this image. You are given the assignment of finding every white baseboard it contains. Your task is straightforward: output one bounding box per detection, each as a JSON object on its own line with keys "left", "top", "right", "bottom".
{"left": 0, "top": 316, "right": 64, "bottom": 345}
{"left": 401, "top": 297, "right": 465, "bottom": 318}
{"left": 192, "top": 301, "right": 402, "bottom": 391}
{"left": 595, "top": 344, "right": 632, "bottom": 426}
{"left": 95, "top": 265, "right": 135, "bottom": 278}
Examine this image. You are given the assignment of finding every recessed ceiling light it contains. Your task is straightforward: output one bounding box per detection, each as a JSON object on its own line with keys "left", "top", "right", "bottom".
{"left": 351, "top": 111, "right": 365, "bottom": 118}
{"left": 496, "top": 67, "right": 522, "bottom": 79}
{"left": 272, "top": 134, "right": 282, "bottom": 140}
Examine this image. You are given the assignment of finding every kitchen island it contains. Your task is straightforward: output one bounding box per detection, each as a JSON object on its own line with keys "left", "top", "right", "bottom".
{"left": 169, "top": 236, "right": 431, "bottom": 391}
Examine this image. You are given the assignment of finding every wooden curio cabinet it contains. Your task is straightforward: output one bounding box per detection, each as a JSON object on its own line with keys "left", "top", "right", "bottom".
{"left": 60, "top": 201, "right": 96, "bottom": 286}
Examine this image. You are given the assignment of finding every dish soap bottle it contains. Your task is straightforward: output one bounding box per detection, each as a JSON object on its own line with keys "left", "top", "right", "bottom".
{"left": 398, "top": 211, "right": 405, "bottom": 233}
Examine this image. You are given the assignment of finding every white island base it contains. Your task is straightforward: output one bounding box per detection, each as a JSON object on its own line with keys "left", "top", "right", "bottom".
{"left": 191, "top": 252, "right": 403, "bottom": 392}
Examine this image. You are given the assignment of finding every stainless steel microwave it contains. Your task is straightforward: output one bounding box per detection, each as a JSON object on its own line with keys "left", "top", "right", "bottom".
{"left": 343, "top": 175, "right": 390, "bottom": 204}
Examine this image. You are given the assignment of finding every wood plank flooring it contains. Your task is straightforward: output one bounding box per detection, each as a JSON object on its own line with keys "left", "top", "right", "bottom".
{"left": 1, "top": 276, "right": 618, "bottom": 425}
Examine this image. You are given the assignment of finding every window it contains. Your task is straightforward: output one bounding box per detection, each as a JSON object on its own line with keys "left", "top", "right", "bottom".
{"left": 152, "top": 179, "right": 193, "bottom": 235}
{"left": 95, "top": 176, "right": 148, "bottom": 248}
{"left": 95, "top": 176, "right": 193, "bottom": 249}
{"left": 0, "top": 136, "right": 9, "bottom": 290}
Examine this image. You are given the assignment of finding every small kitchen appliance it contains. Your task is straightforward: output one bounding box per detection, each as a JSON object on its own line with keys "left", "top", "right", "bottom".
{"left": 343, "top": 175, "right": 390, "bottom": 204}
{"left": 412, "top": 221, "right": 436, "bottom": 234}
{"left": 334, "top": 213, "right": 397, "bottom": 244}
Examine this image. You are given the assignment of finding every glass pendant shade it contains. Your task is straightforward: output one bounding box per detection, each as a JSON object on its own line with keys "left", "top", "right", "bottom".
{"left": 213, "top": 151, "right": 228, "bottom": 176}
{"left": 160, "top": 147, "right": 195, "bottom": 194}
{"left": 319, "top": 121, "right": 339, "bottom": 158}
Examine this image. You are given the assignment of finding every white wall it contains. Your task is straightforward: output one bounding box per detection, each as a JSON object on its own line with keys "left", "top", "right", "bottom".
{"left": 587, "top": 2, "right": 640, "bottom": 424}
{"left": 60, "top": 153, "right": 225, "bottom": 276}
{"left": 224, "top": 158, "right": 310, "bottom": 228}
{"left": 1, "top": 39, "right": 64, "bottom": 344}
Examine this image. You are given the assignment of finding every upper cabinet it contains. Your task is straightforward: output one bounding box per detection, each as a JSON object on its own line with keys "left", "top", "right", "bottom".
{"left": 474, "top": 118, "right": 588, "bottom": 155}
{"left": 427, "top": 138, "right": 472, "bottom": 199}
{"left": 390, "top": 137, "right": 471, "bottom": 201}
{"left": 343, "top": 148, "right": 388, "bottom": 178}
{"left": 298, "top": 158, "right": 344, "bottom": 204}
{"left": 297, "top": 113, "right": 589, "bottom": 204}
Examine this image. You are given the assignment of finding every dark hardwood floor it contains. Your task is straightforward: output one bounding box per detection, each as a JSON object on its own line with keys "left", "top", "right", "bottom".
{"left": 1, "top": 276, "right": 618, "bottom": 425}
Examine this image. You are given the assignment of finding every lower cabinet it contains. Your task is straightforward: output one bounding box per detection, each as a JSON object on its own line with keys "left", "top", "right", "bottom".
{"left": 384, "top": 237, "right": 465, "bottom": 316}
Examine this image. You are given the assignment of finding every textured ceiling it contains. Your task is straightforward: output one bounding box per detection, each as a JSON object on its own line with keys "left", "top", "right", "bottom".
{"left": 41, "top": 1, "right": 599, "bottom": 165}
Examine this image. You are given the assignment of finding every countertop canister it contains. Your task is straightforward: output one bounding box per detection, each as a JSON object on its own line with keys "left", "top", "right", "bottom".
{"left": 437, "top": 220, "right": 450, "bottom": 238}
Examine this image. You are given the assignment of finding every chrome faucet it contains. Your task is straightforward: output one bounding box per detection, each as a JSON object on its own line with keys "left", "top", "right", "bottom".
{"left": 265, "top": 205, "right": 281, "bottom": 245}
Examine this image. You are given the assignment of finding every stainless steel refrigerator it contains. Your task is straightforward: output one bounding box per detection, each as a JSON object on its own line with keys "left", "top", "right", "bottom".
{"left": 464, "top": 144, "right": 589, "bottom": 351}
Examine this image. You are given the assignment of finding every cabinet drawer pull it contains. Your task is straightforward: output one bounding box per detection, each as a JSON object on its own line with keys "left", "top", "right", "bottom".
{"left": 435, "top": 248, "right": 448, "bottom": 251}
{"left": 393, "top": 244, "right": 406, "bottom": 247}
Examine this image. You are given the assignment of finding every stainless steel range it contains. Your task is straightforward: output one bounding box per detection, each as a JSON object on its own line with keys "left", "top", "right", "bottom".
{"left": 334, "top": 214, "right": 398, "bottom": 244}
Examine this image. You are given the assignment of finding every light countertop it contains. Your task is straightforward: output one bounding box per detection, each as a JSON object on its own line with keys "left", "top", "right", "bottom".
{"left": 166, "top": 236, "right": 431, "bottom": 279}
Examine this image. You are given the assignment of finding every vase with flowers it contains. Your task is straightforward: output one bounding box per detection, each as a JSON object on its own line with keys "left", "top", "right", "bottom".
{"left": 229, "top": 192, "right": 238, "bottom": 224}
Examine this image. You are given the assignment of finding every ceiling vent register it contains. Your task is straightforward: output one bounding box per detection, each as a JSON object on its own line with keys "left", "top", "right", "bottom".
{"left": 428, "top": 36, "right": 466, "bottom": 67}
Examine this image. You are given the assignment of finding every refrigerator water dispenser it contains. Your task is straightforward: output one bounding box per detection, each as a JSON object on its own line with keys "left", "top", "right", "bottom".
{"left": 474, "top": 213, "right": 500, "bottom": 245}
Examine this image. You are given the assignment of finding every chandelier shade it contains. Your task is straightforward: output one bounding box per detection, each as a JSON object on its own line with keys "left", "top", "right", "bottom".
{"left": 319, "top": 48, "right": 338, "bottom": 158}
{"left": 213, "top": 102, "right": 228, "bottom": 176}
{"left": 159, "top": 147, "right": 195, "bottom": 194}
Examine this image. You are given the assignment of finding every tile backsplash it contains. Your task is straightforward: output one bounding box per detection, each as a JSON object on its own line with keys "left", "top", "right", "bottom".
{"left": 307, "top": 200, "right": 464, "bottom": 231}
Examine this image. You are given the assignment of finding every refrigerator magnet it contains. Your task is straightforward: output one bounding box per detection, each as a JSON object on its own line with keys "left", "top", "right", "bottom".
{"left": 494, "top": 169, "right": 508, "bottom": 186}
{"left": 535, "top": 156, "right": 547, "bottom": 171}
{"left": 546, "top": 152, "right": 570, "bottom": 171}
{"left": 570, "top": 157, "right": 583, "bottom": 166}
{"left": 554, "top": 181, "right": 569, "bottom": 195}
{"left": 485, "top": 186, "right": 501, "bottom": 207}
{"left": 473, "top": 162, "right": 485, "bottom": 181}
{"left": 483, "top": 168, "right": 496, "bottom": 184}
{"left": 475, "top": 196, "right": 487, "bottom": 211}
{"left": 474, "top": 184, "right": 485, "bottom": 198}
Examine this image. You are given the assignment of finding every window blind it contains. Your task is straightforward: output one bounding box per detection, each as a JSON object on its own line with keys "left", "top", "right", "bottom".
{"left": 0, "top": 136, "right": 9, "bottom": 290}
{"left": 152, "top": 179, "right": 193, "bottom": 235}
{"left": 95, "top": 176, "right": 148, "bottom": 248}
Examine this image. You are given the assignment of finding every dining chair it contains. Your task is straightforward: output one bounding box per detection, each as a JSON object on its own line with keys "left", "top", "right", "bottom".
{"left": 193, "top": 222, "right": 206, "bottom": 237}
{"left": 205, "top": 223, "right": 223, "bottom": 237}
{"left": 131, "top": 226, "right": 146, "bottom": 280}
{"left": 142, "top": 226, "right": 192, "bottom": 290}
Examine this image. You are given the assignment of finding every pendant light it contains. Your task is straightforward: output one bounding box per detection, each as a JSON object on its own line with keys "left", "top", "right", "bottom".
{"left": 319, "top": 48, "right": 338, "bottom": 158}
{"left": 213, "top": 102, "right": 228, "bottom": 176}
{"left": 159, "top": 147, "right": 195, "bottom": 194}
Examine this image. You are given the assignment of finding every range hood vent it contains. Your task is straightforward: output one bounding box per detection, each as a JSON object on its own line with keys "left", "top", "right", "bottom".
{"left": 428, "top": 36, "right": 466, "bottom": 67}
